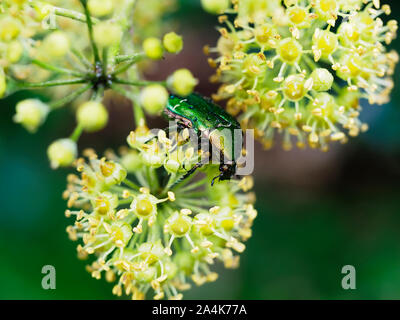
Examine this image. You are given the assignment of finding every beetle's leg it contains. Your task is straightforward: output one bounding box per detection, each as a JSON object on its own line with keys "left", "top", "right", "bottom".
{"left": 211, "top": 174, "right": 221, "bottom": 186}
{"left": 182, "top": 162, "right": 203, "bottom": 179}
{"left": 177, "top": 122, "right": 187, "bottom": 131}
{"left": 170, "top": 162, "right": 204, "bottom": 190}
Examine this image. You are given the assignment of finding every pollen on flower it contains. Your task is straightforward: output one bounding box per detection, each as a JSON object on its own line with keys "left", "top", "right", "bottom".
{"left": 64, "top": 129, "right": 256, "bottom": 300}
{"left": 207, "top": 0, "right": 398, "bottom": 151}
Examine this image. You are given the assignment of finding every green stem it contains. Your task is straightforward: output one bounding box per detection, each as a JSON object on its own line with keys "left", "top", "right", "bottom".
{"left": 92, "top": 86, "right": 105, "bottom": 101}
{"left": 177, "top": 198, "right": 208, "bottom": 206}
{"left": 129, "top": 229, "right": 141, "bottom": 249}
{"left": 331, "top": 79, "right": 342, "bottom": 93}
{"left": 52, "top": 6, "right": 99, "bottom": 24}
{"left": 175, "top": 201, "right": 206, "bottom": 213}
{"left": 113, "top": 78, "right": 166, "bottom": 87}
{"left": 112, "top": 61, "right": 138, "bottom": 76}
{"left": 117, "top": 198, "right": 133, "bottom": 205}
{"left": 80, "top": 0, "right": 100, "bottom": 64}
{"left": 138, "top": 223, "right": 148, "bottom": 243}
{"left": 31, "top": 59, "right": 84, "bottom": 77}
{"left": 150, "top": 222, "right": 163, "bottom": 243}
{"left": 112, "top": 53, "right": 146, "bottom": 75}
{"left": 50, "top": 83, "right": 92, "bottom": 109}
{"left": 111, "top": 85, "right": 145, "bottom": 127}
{"left": 148, "top": 168, "right": 160, "bottom": 192}
{"left": 123, "top": 178, "right": 140, "bottom": 190}
{"left": 161, "top": 173, "right": 177, "bottom": 196}
{"left": 71, "top": 48, "right": 93, "bottom": 69}
{"left": 181, "top": 191, "right": 207, "bottom": 198}
{"left": 132, "top": 99, "right": 145, "bottom": 127}
{"left": 110, "top": 185, "right": 136, "bottom": 195}
{"left": 177, "top": 176, "right": 207, "bottom": 192}
{"left": 17, "top": 78, "right": 87, "bottom": 89}
{"left": 70, "top": 124, "right": 84, "bottom": 142}
{"left": 102, "top": 48, "right": 109, "bottom": 76}
{"left": 115, "top": 53, "right": 145, "bottom": 64}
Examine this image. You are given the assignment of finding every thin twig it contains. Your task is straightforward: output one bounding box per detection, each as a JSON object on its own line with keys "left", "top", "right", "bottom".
{"left": 17, "top": 78, "right": 87, "bottom": 89}
{"left": 31, "top": 59, "right": 84, "bottom": 77}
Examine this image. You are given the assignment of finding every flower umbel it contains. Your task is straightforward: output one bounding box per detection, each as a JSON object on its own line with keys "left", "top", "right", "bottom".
{"left": 206, "top": 0, "right": 398, "bottom": 151}
{"left": 64, "top": 127, "right": 256, "bottom": 300}
{"left": 0, "top": 0, "right": 198, "bottom": 166}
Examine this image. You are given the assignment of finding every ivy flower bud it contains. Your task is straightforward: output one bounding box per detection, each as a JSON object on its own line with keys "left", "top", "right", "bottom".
{"left": 77, "top": 101, "right": 109, "bottom": 132}
{"left": 93, "top": 22, "right": 122, "bottom": 47}
{"left": 0, "top": 68, "right": 6, "bottom": 98}
{"left": 43, "top": 31, "right": 70, "bottom": 58}
{"left": 47, "top": 139, "right": 77, "bottom": 169}
{"left": 88, "top": 0, "right": 114, "bottom": 17}
{"left": 311, "top": 68, "right": 334, "bottom": 92}
{"left": 140, "top": 84, "right": 169, "bottom": 115}
{"left": 0, "top": 17, "right": 20, "bottom": 42}
{"left": 167, "top": 69, "right": 198, "bottom": 96}
{"left": 13, "top": 99, "right": 50, "bottom": 133}
{"left": 201, "top": 0, "right": 230, "bottom": 15}
{"left": 312, "top": 29, "right": 338, "bottom": 60}
{"left": 282, "top": 74, "right": 309, "bottom": 101}
{"left": 7, "top": 40, "right": 24, "bottom": 63}
{"left": 163, "top": 32, "right": 183, "bottom": 54}
{"left": 143, "top": 37, "right": 163, "bottom": 60}
{"left": 120, "top": 151, "right": 142, "bottom": 172}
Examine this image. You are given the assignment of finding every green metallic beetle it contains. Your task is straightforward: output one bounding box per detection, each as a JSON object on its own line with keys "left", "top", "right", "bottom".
{"left": 164, "top": 93, "right": 242, "bottom": 185}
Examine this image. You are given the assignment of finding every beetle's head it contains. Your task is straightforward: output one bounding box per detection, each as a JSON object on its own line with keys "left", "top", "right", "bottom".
{"left": 211, "top": 162, "right": 237, "bottom": 186}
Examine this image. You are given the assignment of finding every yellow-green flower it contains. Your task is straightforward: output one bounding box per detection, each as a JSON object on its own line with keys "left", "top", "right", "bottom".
{"left": 48, "top": 138, "right": 78, "bottom": 169}
{"left": 163, "top": 32, "right": 183, "bottom": 54}
{"left": 76, "top": 101, "right": 109, "bottom": 133}
{"left": 207, "top": 0, "right": 398, "bottom": 151}
{"left": 64, "top": 127, "right": 256, "bottom": 300}
{"left": 167, "top": 69, "right": 199, "bottom": 97}
{"left": 13, "top": 99, "right": 50, "bottom": 133}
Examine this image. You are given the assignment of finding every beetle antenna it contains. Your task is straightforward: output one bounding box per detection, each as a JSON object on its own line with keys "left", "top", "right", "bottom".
{"left": 211, "top": 175, "right": 220, "bottom": 187}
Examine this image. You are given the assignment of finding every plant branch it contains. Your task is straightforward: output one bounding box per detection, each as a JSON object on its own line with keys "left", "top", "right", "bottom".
{"left": 115, "top": 53, "right": 145, "bottom": 64}
{"left": 111, "top": 84, "right": 145, "bottom": 127}
{"left": 50, "top": 83, "right": 92, "bottom": 109}
{"left": 70, "top": 48, "right": 93, "bottom": 69}
{"left": 112, "top": 53, "right": 146, "bottom": 75}
{"left": 80, "top": 0, "right": 101, "bottom": 64}
{"left": 70, "top": 124, "right": 84, "bottom": 142}
{"left": 17, "top": 78, "right": 87, "bottom": 89}
{"left": 52, "top": 6, "right": 99, "bottom": 24}
{"left": 31, "top": 59, "right": 84, "bottom": 77}
{"left": 113, "top": 78, "right": 166, "bottom": 87}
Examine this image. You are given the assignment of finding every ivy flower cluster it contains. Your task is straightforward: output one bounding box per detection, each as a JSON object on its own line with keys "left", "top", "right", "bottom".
{"left": 0, "top": 0, "right": 198, "bottom": 167}
{"left": 64, "top": 126, "right": 256, "bottom": 300}
{"left": 205, "top": 0, "right": 398, "bottom": 151}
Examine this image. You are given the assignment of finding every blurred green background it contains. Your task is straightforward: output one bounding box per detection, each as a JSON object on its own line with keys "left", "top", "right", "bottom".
{"left": 1, "top": 0, "right": 400, "bottom": 300}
